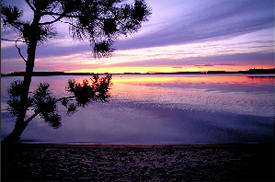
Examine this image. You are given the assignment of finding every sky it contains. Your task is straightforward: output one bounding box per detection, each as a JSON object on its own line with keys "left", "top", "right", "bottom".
{"left": 1, "top": 0, "right": 275, "bottom": 73}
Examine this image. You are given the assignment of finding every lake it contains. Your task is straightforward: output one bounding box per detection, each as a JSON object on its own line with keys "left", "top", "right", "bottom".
{"left": 1, "top": 74, "right": 274, "bottom": 144}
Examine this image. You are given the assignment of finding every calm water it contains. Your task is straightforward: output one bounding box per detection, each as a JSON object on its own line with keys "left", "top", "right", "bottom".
{"left": 1, "top": 74, "right": 275, "bottom": 144}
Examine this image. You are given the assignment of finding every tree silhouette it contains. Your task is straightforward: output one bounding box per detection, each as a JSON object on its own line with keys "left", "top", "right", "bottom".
{"left": 1, "top": 0, "right": 151, "bottom": 145}
{"left": 7, "top": 74, "right": 111, "bottom": 130}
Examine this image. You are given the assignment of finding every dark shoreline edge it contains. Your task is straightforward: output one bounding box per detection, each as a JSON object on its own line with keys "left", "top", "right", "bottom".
{"left": 1, "top": 68, "right": 275, "bottom": 77}
{"left": 13, "top": 142, "right": 274, "bottom": 148}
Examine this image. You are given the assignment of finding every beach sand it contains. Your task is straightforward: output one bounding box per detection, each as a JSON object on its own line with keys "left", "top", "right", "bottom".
{"left": 2, "top": 143, "right": 274, "bottom": 182}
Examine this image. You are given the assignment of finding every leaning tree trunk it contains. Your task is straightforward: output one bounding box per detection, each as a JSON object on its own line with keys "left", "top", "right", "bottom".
{"left": 2, "top": 15, "right": 40, "bottom": 145}
{"left": 2, "top": 39, "right": 38, "bottom": 145}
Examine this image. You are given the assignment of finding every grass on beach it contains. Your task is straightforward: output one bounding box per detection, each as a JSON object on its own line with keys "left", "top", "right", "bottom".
{"left": 2, "top": 143, "right": 274, "bottom": 182}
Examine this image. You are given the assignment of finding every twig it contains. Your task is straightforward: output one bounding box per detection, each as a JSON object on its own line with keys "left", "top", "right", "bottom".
{"left": 55, "top": 96, "right": 75, "bottom": 103}
{"left": 39, "top": 14, "right": 65, "bottom": 25}
{"left": 1, "top": 38, "right": 24, "bottom": 42}
{"left": 58, "top": 19, "right": 79, "bottom": 28}
{"left": 39, "top": 11, "right": 79, "bottom": 25}
{"left": 15, "top": 39, "right": 27, "bottom": 63}
{"left": 24, "top": 112, "right": 40, "bottom": 124}
{"left": 24, "top": 0, "right": 36, "bottom": 12}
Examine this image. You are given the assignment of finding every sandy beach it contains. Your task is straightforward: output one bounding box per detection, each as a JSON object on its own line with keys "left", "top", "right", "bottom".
{"left": 2, "top": 143, "right": 274, "bottom": 182}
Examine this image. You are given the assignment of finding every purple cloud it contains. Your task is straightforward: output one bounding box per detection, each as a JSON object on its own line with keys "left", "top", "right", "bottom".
{"left": 1, "top": 0, "right": 274, "bottom": 73}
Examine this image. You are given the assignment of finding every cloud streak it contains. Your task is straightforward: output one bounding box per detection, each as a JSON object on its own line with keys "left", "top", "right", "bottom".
{"left": 1, "top": 0, "right": 274, "bottom": 73}
{"left": 116, "top": 0, "right": 274, "bottom": 49}
{"left": 103, "top": 52, "right": 274, "bottom": 68}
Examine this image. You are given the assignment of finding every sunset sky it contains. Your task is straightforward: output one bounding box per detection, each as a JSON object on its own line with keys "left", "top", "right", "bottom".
{"left": 1, "top": 0, "right": 274, "bottom": 73}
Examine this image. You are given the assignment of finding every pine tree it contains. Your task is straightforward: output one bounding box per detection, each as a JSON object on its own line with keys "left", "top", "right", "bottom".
{"left": 1, "top": 0, "right": 150, "bottom": 145}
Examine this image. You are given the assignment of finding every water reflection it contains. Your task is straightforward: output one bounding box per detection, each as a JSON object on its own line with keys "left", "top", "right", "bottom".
{"left": 112, "top": 74, "right": 275, "bottom": 85}
{"left": 108, "top": 75, "right": 275, "bottom": 117}
{"left": 1, "top": 74, "right": 275, "bottom": 144}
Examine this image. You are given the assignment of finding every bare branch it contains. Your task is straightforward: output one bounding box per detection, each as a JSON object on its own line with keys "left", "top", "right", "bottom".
{"left": 24, "top": 111, "right": 40, "bottom": 124}
{"left": 56, "top": 18, "right": 79, "bottom": 29}
{"left": 55, "top": 96, "right": 75, "bottom": 103}
{"left": 1, "top": 38, "right": 24, "bottom": 42}
{"left": 13, "top": 21, "right": 25, "bottom": 26}
{"left": 2, "top": 20, "right": 25, "bottom": 30}
{"left": 25, "top": 0, "right": 36, "bottom": 12}
{"left": 41, "top": 11, "right": 79, "bottom": 18}
{"left": 15, "top": 39, "right": 27, "bottom": 62}
{"left": 59, "top": 19, "right": 74, "bottom": 27}
{"left": 39, "top": 14, "right": 65, "bottom": 25}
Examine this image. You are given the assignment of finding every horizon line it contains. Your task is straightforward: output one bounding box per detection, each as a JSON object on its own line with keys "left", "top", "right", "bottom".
{"left": 2, "top": 68, "right": 275, "bottom": 76}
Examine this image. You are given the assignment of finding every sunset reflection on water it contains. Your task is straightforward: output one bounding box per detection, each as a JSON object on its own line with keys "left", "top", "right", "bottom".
{"left": 1, "top": 74, "right": 274, "bottom": 144}
{"left": 111, "top": 74, "right": 275, "bottom": 85}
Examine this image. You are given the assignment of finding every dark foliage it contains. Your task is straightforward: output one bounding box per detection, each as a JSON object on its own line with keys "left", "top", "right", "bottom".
{"left": 8, "top": 80, "right": 24, "bottom": 97}
{"left": 7, "top": 81, "right": 33, "bottom": 115}
{"left": 1, "top": 0, "right": 149, "bottom": 144}
{"left": 22, "top": 24, "right": 57, "bottom": 43}
{"left": 1, "top": 6, "right": 22, "bottom": 25}
{"left": 67, "top": 74, "right": 112, "bottom": 105}
{"left": 7, "top": 74, "right": 112, "bottom": 128}
{"left": 32, "top": 83, "right": 61, "bottom": 128}
{"left": 1, "top": 0, "right": 151, "bottom": 56}
{"left": 66, "top": 103, "right": 77, "bottom": 115}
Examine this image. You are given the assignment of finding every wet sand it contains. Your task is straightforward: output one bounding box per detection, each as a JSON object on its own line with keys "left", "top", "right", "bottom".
{"left": 2, "top": 143, "right": 274, "bottom": 182}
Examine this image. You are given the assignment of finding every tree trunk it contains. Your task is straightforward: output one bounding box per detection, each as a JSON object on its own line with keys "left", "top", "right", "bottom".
{"left": 2, "top": 122, "right": 28, "bottom": 145}
{"left": 2, "top": 13, "right": 40, "bottom": 145}
{"left": 2, "top": 41, "right": 37, "bottom": 146}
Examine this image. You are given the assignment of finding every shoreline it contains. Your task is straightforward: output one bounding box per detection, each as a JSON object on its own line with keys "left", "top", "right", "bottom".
{"left": 2, "top": 69, "right": 275, "bottom": 77}
{"left": 2, "top": 143, "right": 274, "bottom": 182}
{"left": 12, "top": 142, "right": 274, "bottom": 148}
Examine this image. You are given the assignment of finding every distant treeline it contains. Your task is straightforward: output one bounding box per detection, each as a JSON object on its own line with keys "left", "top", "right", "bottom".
{"left": 1, "top": 72, "right": 94, "bottom": 77}
{"left": 1, "top": 68, "right": 275, "bottom": 77}
{"left": 238, "top": 68, "right": 275, "bottom": 74}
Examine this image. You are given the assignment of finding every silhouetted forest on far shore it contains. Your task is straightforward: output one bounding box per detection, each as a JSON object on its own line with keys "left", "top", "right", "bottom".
{"left": 1, "top": 68, "right": 275, "bottom": 77}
